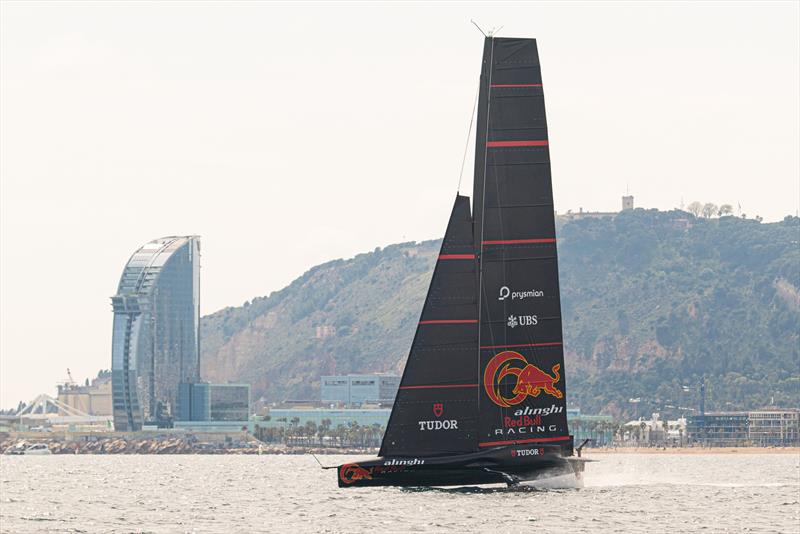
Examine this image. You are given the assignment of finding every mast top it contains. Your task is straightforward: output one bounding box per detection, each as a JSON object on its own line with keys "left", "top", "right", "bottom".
{"left": 470, "top": 20, "right": 503, "bottom": 38}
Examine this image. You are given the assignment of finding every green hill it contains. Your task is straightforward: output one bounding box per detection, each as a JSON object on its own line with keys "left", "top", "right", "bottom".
{"left": 200, "top": 210, "right": 800, "bottom": 419}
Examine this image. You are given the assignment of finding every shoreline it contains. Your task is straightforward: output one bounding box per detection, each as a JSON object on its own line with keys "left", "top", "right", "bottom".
{"left": 584, "top": 447, "right": 800, "bottom": 455}
{"left": 3, "top": 437, "right": 798, "bottom": 456}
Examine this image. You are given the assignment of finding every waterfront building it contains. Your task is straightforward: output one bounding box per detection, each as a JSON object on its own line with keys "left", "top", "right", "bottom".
{"left": 262, "top": 407, "right": 615, "bottom": 446}
{"left": 57, "top": 371, "right": 112, "bottom": 416}
{"left": 177, "top": 383, "right": 250, "bottom": 422}
{"left": 263, "top": 408, "right": 392, "bottom": 430}
{"left": 687, "top": 412, "right": 749, "bottom": 446}
{"left": 748, "top": 410, "right": 800, "bottom": 446}
{"left": 111, "top": 236, "right": 200, "bottom": 431}
{"left": 566, "top": 408, "right": 614, "bottom": 446}
{"left": 321, "top": 374, "right": 400, "bottom": 406}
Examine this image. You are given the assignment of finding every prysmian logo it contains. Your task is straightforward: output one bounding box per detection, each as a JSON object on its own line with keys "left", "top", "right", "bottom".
{"left": 499, "top": 286, "right": 544, "bottom": 301}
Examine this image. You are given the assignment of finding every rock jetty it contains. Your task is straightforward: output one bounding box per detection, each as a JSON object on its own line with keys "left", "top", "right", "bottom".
{"left": 1, "top": 436, "right": 378, "bottom": 455}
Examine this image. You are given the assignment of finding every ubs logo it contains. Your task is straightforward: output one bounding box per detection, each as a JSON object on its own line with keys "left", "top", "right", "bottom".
{"left": 507, "top": 315, "right": 538, "bottom": 328}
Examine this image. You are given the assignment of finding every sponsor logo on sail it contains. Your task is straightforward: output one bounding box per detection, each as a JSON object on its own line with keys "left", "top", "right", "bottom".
{"left": 513, "top": 404, "right": 564, "bottom": 417}
{"left": 494, "top": 424, "right": 559, "bottom": 436}
{"left": 339, "top": 463, "right": 372, "bottom": 484}
{"left": 507, "top": 315, "right": 538, "bottom": 328}
{"left": 484, "top": 351, "right": 563, "bottom": 407}
{"left": 499, "top": 286, "right": 544, "bottom": 301}
{"left": 495, "top": 404, "right": 564, "bottom": 436}
{"left": 419, "top": 397, "right": 457, "bottom": 430}
{"left": 383, "top": 458, "right": 426, "bottom": 466}
{"left": 417, "top": 419, "right": 459, "bottom": 431}
{"left": 511, "top": 448, "right": 544, "bottom": 457}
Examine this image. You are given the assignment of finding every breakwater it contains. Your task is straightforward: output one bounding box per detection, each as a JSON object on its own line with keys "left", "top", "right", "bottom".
{"left": 1, "top": 435, "right": 377, "bottom": 455}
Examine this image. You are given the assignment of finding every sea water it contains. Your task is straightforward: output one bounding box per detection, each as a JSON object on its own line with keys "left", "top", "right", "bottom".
{"left": 1, "top": 453, "right": 798, "bottom": 533}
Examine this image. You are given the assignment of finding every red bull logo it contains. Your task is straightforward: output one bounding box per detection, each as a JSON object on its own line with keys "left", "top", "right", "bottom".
{"left": 339, "top": 463, "right": 373, "bottom": 484}
{"left": 484, "top": 351, "right": 563, "bottom": 407}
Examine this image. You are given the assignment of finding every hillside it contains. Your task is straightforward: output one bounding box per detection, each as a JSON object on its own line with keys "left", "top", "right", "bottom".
{"left": 200, "top": 210, "right": 800, "bottom": 419}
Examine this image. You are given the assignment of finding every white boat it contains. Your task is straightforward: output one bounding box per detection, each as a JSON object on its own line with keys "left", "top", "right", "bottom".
{"left": 4, "top": 443, "right": 52, "bottom": 455}
{"left": 23, "top": 443, "right": 52, "bottom": 455}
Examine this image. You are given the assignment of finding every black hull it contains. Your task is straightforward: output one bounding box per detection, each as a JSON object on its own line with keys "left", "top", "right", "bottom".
{"left": 338, "top": 440, "right": 583, "bottom": 488}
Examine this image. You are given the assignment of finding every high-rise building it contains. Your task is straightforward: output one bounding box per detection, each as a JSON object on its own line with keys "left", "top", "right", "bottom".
{"left": 111, "top": 236, "right": 200, "bottom": 431}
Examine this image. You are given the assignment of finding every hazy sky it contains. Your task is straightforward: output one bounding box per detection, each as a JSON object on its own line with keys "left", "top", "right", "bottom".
{"left": 1, "top": 1, "right": 798, "bottom": 408}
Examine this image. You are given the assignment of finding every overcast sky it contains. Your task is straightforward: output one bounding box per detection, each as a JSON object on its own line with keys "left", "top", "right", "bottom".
{"left": 1, "top": 1, "right": 798, "bottom": 408}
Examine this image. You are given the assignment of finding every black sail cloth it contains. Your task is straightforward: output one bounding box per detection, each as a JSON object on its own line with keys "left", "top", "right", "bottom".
{"left": 473, "top": 37, "right": 569, "bottom": 446}
{"left": 379, "top": 195, "right": 479, "bottom": 457}
{"left": 379, "top": 36, "right": 569, "bottom": 459}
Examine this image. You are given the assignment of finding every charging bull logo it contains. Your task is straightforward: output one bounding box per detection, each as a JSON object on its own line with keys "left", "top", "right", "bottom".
{"left": 339, "top": 463, "right": 373, "bottom": 484}
{"left": 484, "top": 351, "right": 563, "bottom": 407}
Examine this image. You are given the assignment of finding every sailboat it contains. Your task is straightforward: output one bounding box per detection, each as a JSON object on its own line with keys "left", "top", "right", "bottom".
{"left": 337, "top": 36, "right": 588, "bottom": 488}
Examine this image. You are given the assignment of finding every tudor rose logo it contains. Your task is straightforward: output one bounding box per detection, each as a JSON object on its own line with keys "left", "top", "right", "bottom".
{"left": 433, "top": 403, "right": 443, "bottom": 417}
{"left": 484, "top": 351, "right": 563, "bottom": 408}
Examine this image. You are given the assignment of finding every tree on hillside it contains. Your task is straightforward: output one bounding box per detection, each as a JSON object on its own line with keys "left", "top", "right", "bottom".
{"left": 687, "top": 201, "right": 703, "bottom": 217}
{"left": 718, "top": 204, "right": 733, "bottom": 216}
{"left": 702, "top": 203, "right": 718, "bottom": 218}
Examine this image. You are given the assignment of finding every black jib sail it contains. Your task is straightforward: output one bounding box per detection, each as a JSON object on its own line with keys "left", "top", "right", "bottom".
{"left": 337, "top": 36, "right": 580, "bottom": 488}
{"left": 379, "top": 195, "right": 478, "bottom": 458}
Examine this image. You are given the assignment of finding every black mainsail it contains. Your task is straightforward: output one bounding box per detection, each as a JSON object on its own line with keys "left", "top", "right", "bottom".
{"left": 473, "top": 38, "right": 569, "bottom": 448}
{"left": 337, "top": 36, "right": 582, "bottom": 488}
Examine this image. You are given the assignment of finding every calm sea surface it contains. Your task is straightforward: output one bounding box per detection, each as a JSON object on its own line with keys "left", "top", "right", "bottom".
{"left": 1, "top": 453, "right": 798, "bottom": 533}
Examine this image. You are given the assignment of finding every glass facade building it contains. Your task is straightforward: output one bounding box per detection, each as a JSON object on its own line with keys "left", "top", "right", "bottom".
{"left": 177, "top": 382, "right": 250, "bottom": 423}
{"left": 111, "top": 236, "right": 200, "bottom": 431}
{"left": 321, "top": 374, "right": 400, "bottom": 406}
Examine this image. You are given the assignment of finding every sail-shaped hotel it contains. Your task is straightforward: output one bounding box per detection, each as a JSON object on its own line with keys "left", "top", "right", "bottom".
{"left": 110, "top": 236, "right": 200, "bottom": 431}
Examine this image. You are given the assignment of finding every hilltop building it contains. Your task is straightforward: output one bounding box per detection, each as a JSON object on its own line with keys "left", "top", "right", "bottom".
{"left": 622, "top": 195, "right": 634, "bottom": 210}
{"left": 558, "top": 195, "right": 635, "bottom": 222}
{"left": 111, "top": 236, "right": 201, "bottom": 431}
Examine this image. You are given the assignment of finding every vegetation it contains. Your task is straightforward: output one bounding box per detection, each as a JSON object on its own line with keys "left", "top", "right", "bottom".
{"left": 201, "top": 210, "right": 800, "bottom": 420}
{"left": 254, "top": 420, "right": 384, "bottom": 448}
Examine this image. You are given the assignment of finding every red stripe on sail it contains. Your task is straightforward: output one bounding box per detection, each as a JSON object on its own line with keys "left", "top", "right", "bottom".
{"left": 480, "top": 342, "right": 562, "bottom": 350}
{"left": 482, "top": 238, "right": 556, "bottom": 245}
{"left": 478, "top": 436, "right": 571, "bottom": 447}
{"left": 399, "top": 384, "right": 479, "bottom": 390}
{"left": 490, "top": 84, "right": 542, "bottom": 88}
{"left": 438, "top": 254, "right": 475, "bottom": 260}
{"left": 418, "top": 319, "right": 478, "bottom": 325}
{"left": 486, "top": 140, "right": 548, "bottom": 148}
